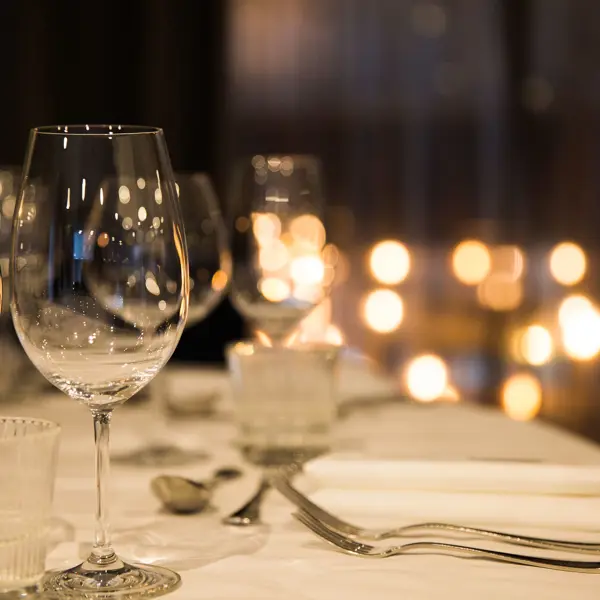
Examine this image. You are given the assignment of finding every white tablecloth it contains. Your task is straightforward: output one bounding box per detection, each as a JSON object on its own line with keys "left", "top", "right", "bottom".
{"left": 6, "top": 366, "right": 600, "bottom": 600}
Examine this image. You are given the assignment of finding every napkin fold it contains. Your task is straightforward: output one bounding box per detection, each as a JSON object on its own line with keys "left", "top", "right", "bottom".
{"left": 303, "top": 454, "right": 600, "bottom": 531}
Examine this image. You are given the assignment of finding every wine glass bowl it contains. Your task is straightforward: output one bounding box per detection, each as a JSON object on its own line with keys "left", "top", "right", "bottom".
{"left": 11, "top": 125, "right": 188, "bottom": 597}
{"left": 231, "top": 155, "right": 328, "bottom": 345}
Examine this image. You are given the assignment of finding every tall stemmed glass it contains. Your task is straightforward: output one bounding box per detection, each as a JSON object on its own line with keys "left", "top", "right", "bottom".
{"left": 11, "top": 125, "right": 188, "bottom": 597}
{"left": 231, "top": 155, "right": 327, "bottom": 345}
{"left": 116, "top": 172, "right": 231, "bottom": 466}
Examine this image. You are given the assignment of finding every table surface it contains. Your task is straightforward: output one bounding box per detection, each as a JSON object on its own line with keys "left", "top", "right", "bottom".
{"left": 6, "top": 366, "right": 600, "bottom": 600}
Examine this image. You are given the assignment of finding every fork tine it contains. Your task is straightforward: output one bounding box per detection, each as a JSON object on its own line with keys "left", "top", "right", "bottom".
{"left": 272, "top": 475, "right": 361, "bottom": 534}
{"left": 293, "top": 510, "right": 370, "bottom": 555}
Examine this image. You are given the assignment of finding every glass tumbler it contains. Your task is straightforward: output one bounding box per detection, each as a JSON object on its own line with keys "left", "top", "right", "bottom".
{"left": 0, "top": 418, "right": 60, "bottom": 596}
{"left": 227, "top": 342, "right": 338, "bottom": 466}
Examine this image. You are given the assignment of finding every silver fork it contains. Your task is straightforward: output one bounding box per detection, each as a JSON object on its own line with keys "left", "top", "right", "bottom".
{"left": 293, "top": 510, "right": 600, "bottom": 573}
{"left": 272, "top": 474, "right": 600, "bottom": 554}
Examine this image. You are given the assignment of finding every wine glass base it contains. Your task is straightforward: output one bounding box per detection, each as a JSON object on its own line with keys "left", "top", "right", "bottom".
{"left": 112, "top": 443, "right": 209, "bottom": 467}
{"left": 42, "top": 561, "right": 180, "bottom": 599}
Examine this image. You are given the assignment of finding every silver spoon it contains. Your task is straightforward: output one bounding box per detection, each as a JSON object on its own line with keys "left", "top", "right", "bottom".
{"left": 151, "top": 467, "right": 242, "bottom": 514}
{"left": 221, "top": 477, "right": 271, "bottom": 526}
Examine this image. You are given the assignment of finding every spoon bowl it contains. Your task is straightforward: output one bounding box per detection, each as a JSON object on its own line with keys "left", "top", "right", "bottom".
{"left": 151, "top": 467, "right": 243, "bottom": 514}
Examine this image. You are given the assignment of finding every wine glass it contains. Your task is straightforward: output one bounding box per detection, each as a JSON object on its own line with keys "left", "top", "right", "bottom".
{"left": 231, "top": 155, "right": 327, "bottom": 345}
{"left": 115, "top": 172, "right": 231, "bottom": 466}
{"left": 11, "top": 125, "right": 189, "bottom": 598}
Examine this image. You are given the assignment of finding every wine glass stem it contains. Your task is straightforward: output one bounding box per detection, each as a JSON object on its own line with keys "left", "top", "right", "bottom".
{"left": 90, "top": 410, "right": 117, "bottom": 566}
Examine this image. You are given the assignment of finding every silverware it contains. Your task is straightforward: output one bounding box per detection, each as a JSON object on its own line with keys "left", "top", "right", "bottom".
{"left": 222, "top": 477, "right": 271, "bottom": 526}
{"left": 151, "top": 467, "right": 242, "bottom": 514}
{"left": 293, "top": 510, "right": 600, "bottom": 573}
{"left": 273, "top": 474, "right": 600, "bottom": 554}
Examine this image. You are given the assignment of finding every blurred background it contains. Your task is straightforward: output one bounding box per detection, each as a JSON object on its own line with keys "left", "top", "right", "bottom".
{"left": 1, "top": 0, "right": 600, "bottom": 439}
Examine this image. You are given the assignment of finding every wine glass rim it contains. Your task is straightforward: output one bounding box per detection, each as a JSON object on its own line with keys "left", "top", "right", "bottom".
{"left": 32, "top": 124, "right": 164, "bottom": 137}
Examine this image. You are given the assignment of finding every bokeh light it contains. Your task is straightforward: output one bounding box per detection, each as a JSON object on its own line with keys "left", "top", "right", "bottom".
{"left": 549, "top": 242, "right": 586, "bottom": 286}
{"left": 118, "top": 185, "right": 130, "bottom": 204}
{"left": 325, "top": 324, "right": 345, "bottom": 346}
{"left": 97, "top": 233, "right": 110, "bottom": 248}
{"left": 560, "top": 303, "right": 600, "bottom": 361}
{"left": 520, "top": 325, "right": 553, "bottom": 366}
{"left": 290, "top": 255, "right": 325, "bottom": 286}
{"left": 362, "top": 289, "right": 404, "bottom": 333}
{"left": 501, "top": 373, "right": 542, "bottom": 421}
{"left": 451, "top": 240, "right": 491, "bottom": 285}
{"left": 405, "top": 354, "right": 449, "bottom": 402}
{"left": 289, "top": 214, "right": 326, "bottom": 250}
{"left": 491, "top": 245, "right": 525, "bottom": 281}
{"left": 477, "top": 273, "right": 523, "bottom": 311}
{"left": 258, "top": 277, "right": 291, "bottom": 302}
{"left": 211, "top": 270, "right": 229, "bottom": 292}
{"left": 259, "top": 240, "right": 290, "bottom": 272}
{"left": 369, "top": 240, "right": 411, "bottom": 285}
{"left": 558, "top": 295, "right": 593, "bottom": 328}
{"left": 252, "top": 212, "right": 282, "bottom": 247}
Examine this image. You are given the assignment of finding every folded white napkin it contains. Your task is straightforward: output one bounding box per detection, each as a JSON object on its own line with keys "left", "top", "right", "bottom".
{"left": 303, "top": 454, "right": 600, "bottom": 531}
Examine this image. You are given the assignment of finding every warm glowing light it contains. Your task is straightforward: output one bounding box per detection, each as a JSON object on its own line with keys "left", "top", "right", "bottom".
{"left": 451, "top": 240, "right": 491, "bottom": 285}
{"left": 477, "top": 274, "right": 523, "bottom": 311}
{"left": 289, "top": 214, "right": 326, "bottom": 250}
{"left": 405, "top": 354, "right": 449, "bottom": 402}
{"left": 558, "top": 295, "right": 594, "bottom": 328}
{"left": 259, "top": 240, "right": 289, "bottom": 272}
{"left": 442, "top": 384, "right": 460, "bottom": 402}
{"left": 290, "top": 255, "right": 325, "bottom": 286}
{"left": 501, "top": 373, "right": 542, "bottom": 421}
{"left": 492, "top": 245, "right": 525, "bottom": 281}
{"left": 138, "top": 207, "right": 147, "bottom": 222}
{"left": 549, "top": 242, "right": 586, "bottom": 286}
{"left": 118, "top": 185, "right": 130, "bottom": 204}
{"left": 145, "top": 277, "right": 160, "bottom": 296}
{"left": 325, "top": 324, "right": 344, "bottom": 346}
{"left": 211, "top": 269, "right": 229, "bottom": 292}
{"left": 561, "top": 304, "right": 600, "bottom": 361}
{"left": 369, "top": 240, "right": 411, "bottom": 285}
{"left": 254, "top": 330, "right": 273, "bottom": 347}
{"left": 292, "top": 284, "right": 325, "bottom": 304}
{"left": 520, "top": 325, "right": 553, "bottom": 366}
{"left": 362, "top": 289, "right": 404, "bottom": 333}
{"left": 259, "top": 277, "right": 291, "bottom": 302}
{"left": 252, "top": 212, "right": 282, "bottom": 247}
{"left": 137, "top": 178, "right": 146, "bottom": 190}
{"left": 97, "top": 233, "right": 110, "bottom": 248}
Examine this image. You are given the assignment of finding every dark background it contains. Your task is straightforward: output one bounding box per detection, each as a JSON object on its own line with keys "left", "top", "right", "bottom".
{"left": 0, "top": 0, "right": 240, "bottom": 362}
{"left": 1, "top": 0, "right": 600, "bottom": 439}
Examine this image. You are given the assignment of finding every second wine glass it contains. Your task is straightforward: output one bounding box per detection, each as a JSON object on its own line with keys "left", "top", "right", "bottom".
{"left": 231, "top": 155, "right": 327, "bottom": 345}
{"left": 115, "top": 172, "right": 231, "bottom": 466}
